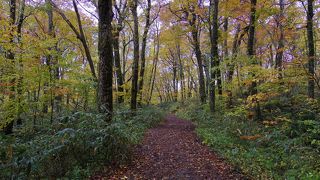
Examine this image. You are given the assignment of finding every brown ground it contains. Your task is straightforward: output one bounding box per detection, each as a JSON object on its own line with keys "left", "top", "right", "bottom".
{"left": 94, "top": 115, "right": 246, "bottom": 180}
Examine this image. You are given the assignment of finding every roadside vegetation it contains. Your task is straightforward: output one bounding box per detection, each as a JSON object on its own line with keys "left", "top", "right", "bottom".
{"left": 0, "top": 106, "right": 163, "bottom": 179}
{"left": 166, "top": 98, "right": 320, "bottom": 179}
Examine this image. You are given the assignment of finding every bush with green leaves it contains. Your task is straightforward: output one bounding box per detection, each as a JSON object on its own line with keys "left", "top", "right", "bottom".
{"left": 174, "top": 100, "right": 320, "bottom": 179}
{"left": 0, "top": 106, "right": 164, "bottom": 179}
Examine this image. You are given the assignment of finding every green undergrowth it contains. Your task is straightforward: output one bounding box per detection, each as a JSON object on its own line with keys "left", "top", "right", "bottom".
{"left": 170, "top": 99, "right": 320, "bottom": 179}
{"left": 0, "top": 106, "right": 164, "bottom": 179}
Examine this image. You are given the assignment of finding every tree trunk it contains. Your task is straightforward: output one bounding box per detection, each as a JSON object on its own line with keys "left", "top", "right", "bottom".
{"left": 275, "top": 0, "right": 284, "bottom": 79}
{"left": 113, "top": 31, "right": 124, "bottom": 103}
{"left": 98, "top": 0, "right": 113, "bottom": 121}
{"left": 227, "top": 24, "right": 241, "bottom": 82}
{"left": 247, "top": 0, "right": 257, "bottom": 59}
{"left": 307, "top": 0, "right": 315, "bottom": 98}
{"left": 148, "top": 27, "right": 160, "bottom": 104}
{"left": 130, "top": 0, "right": 140, "bottom": 110}
{"left": 3, "top": 0, "right": 17, "bottom": 134}
{"left": 247, "top": 0, "right": 262, "bottom": 121}
{"left": 138, "top": 0, "right": 151, "bottom": 104}
{"left": 73, "top": 0, "right": 96, "bottom": 80}
{"left": 173, "top": 52, "right": 178, "bottom": 102}
{"left": 177, "top": 44, "right": 185, "bottom": 101}
{"left": 190, "top": 11, "right": 206, "bottom": 103}
{"left": 209, "top": 0, "right": 219, "bottom": 112}
{"left": 223, "top": 17, "right": 229, "bottom": 59}
{"left": 248, "top": 0, "right": 257, "bottom": 91}
{"left": 16, "top": 0, "right": 26, "bottom": 126}
{"left": 50, "top": 0, "right": 97, "bottom": 79}
{"left": 203, "top": 56, "right": 210, "bottom": 97}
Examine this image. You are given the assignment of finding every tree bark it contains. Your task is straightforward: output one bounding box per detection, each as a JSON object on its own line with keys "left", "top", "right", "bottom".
{"left": 113, "top": 31, "right": 124, "bottom": 103}
{"left": 307, "top": 0, "right": 315, "bottom": 98}
{"left": 98, "top": 0, "right": 114, "bottom": 121}
{"left": 130, "top": 0, "right": 140, "bottom": 110}
{"left": 248, "top": 0, "right": 257, "bottom": 94}
{"left": 223, "top": 17, "right": 229, "bottom": 59}
{"left": 227, "top": 24, "right": 241, "bottom": 82}
{"left": 172, "top": 51, "right": 178, "bottom": 102}
{"left": 177, "top": 44, "right": 185, "bottom": 101}
{"left": 247, "top": 0, "right": 262, "bottom": 120}
{"left": 16, "top": 0, "right": 26, "bottom": 126}
{"left": 148, "top": 27, "right": 160, "bottom": 104}
{"left": 113, "top": 1, "right": 127, "bottom": 104}
{"left": 209, "top": 0, "right": 219, "bottom": 112}
{"left": 190, "top": 12, "right": 206, "bottom": 103}
{"left": 138, "top": 0, "right": 152, "bottom": 104}
{"left": 73, "top": 0, "right": 96, "bottom": 80}
{"left": 3, "top": 0, "right": 16, "bottom": 134}
{"left": 275, "top": 0, "right": 284, "bottom": 79}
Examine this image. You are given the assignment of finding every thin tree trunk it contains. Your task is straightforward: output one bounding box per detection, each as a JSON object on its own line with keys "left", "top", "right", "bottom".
{"left": 307, "top": 0, "right": 315, "bottom": 98}
{"left": 223, "top": 17, "right": 229, "bottom": 59}
{"left": 247, "top": 0, "right": 262, "bottom": 120}
{"left": 138, "top": 0, "right": 152, "bottom": 104}
{"left": 113, "top": 1, "right": 127, "bottom": 104}
{"left": 122, "top": 37, "right": 128, "bottom": 81}
{"left": 191, "top": 17, "right": 206, "bottom": 103}
{"left": 227, "top": 24, "right": 241, "bottom": 82}
{"left": 73, "top": 0, "right": 96, "bottom": 80}
{"left": 275, "top": 0, "right": 285, "bottom": 79}
{"left": 247, "top": 0, "right": 257, "bottom": 90}
{"left": 16, "top": 0, "right": 26, "bottom": 126}
{"left": 269, "top": 44, "right": 274, "bottom": 68}
{"left": 50, "top": 0, "right": 97, "bottom": 79}
{"left": 113, "top": 31, "right": 124, "bottom": 103}
{"left": 204, "top": 56, "right": 210, "bottom": 97}
{"left": 42, "top": 0, "right": 53, "bottom": 114}
{"left": 51, "top": 1, "right": 61, "bottom": 113}
{"left": 177, "top": 44, "right": 185, "bottom": 101}
{"left": 148, "top": 28, "right": 160, "bottom": 104}
{"left": 173, "top": 53, "right": 178, "bottom": 102}
{"left": 130, "top": 0, "right": 140, "bottom": 110}
{"left": 3, "top": 0, "right": 17, "bottom": 134}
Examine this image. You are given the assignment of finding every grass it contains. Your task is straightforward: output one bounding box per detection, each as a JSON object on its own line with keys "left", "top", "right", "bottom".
{"left": 172, "top": 99, "right": 320, "bottom": 179}
{"left": 0, "top": 105, "right": 164, "bottom": 179}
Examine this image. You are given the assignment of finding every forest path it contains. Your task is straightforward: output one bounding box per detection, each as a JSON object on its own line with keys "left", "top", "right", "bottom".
{"left": 98, "top": 115, "right": 245, "bottom": 179}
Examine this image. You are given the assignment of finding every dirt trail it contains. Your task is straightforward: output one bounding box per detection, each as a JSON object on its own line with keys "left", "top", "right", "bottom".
{"left": 96, "top": 115, "right": 246, "bottom": 179}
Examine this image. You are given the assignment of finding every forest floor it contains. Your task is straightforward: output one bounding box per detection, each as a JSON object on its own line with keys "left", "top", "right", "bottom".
{"left": 93, "top": 115, "right": 247, "bottom": 179}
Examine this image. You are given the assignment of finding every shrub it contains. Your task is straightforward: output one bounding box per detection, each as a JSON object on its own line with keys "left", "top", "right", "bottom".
{"left": 0, "top": 106, "right": 164, "bottom": 179}
{"left": 174, "top": 100, "right": 320, "bottom": 179}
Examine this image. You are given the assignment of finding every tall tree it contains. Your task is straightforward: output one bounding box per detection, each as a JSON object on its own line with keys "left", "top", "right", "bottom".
{"left": 16, "top": 0, "right": 26, "bottom": 125}
{"left": 190, "top": 4, "right": 206, "bottom": 103}
{"left": 247, "top": 0, "right": 262, "bottom": 120}
{"left": 98, "top": 0, "right": 114, "bottom": 121}
{"left": 113, "top": 0, "right": 127, "bottom": 103}
{"left": 130, "top": 0, "right": 140, "bottom": 110}
{"left": 247, "top": 0, "right": 257, "bottom": 93}
{"left": 148, "top": 24, "right": 160, "bottom": 104}
{"left": 209, "top": 0, "right": 219, "bottom": 112}
{"left": 138, "top": 0, "right": 152, "bottom": 104}
{"left": 275, "top": 0, "right": 285, "bottom": 79}
{"left": 306, "top": 0, "right": 315, "bottom": 98}
{"left": 43, "top": 0, "right": 57, "bottom": 122}
{"left": 50, "top": 0, "right": 97, "bottom": 80}
{"left": 3, "top": 0, "right": 26, "bottom": 134}
{"left": 177, "top": 43, "right": 185, "bottom": 101}
{"left": 3, "top": 0, "right": 17, "bottom": 134}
